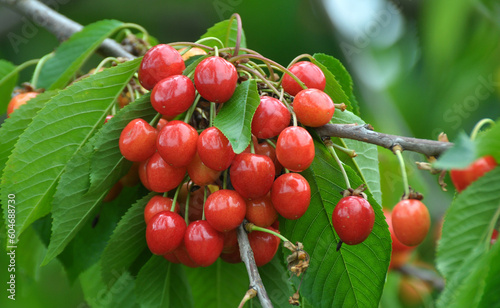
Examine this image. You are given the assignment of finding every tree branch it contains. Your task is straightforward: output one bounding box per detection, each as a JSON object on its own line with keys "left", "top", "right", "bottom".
{"left": 237, "top": 223, "right": 273, "bottom": 308}
{"left": 317, "top": 123, "right": 453, "bottom": 157}
{"left": 0, "top": 0, "right": 135, "bottom": 59}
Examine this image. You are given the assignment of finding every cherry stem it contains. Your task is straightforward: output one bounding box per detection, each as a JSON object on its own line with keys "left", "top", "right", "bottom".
{"left": 237, "top": 65, "right": 280, "bottom": 97}
{"left": 170, "top": 182, "right": 184, "bottom": 213}
{"left": 228, "top": 54, "right": 306, "bottom": 90}
{"left": 30, "top": 54, "right": 53, "bottom": 89}
{"left": 195, "top": 37, "right": 223, "bottom": 49}
{"left": 325, "top": 139, "right": 351, "bottom": 189}
{"left": 223, "top": 169, "right": 228, "bottom": 190}
{"left": 214, "top": 46, "right": 219, "bottom": 57}
{"left": 169, "top": 42, "right": 214, "bottom": 52}
{"left": 202, "top": 186, "right": 208, "bottom": 220}
{"left": 228, "top": 13, "right": 242, "bottom": 57}
{"left": 470, "top": 118, "right": 496, "bottom": 141}
{"left": 264, "top": 139, "right": 276, "bottom": 149}
{"left": 237, "top": 289, "right": 257, "bottom": 308}
{"left": 287, "top": 53, "right": 315, "bottom": 67}
{"left": 330, "top": 142, "right": 357, "bottom": 158}
{"left": 247, "top": 223, "right": 290, "bottom": 243}
{"left": 94, "top": 57, "right": 119, "bottom": 73}
{"left": 209, "top": 102, "right": 216, "bottom": 127}
{"left": 184, "top": 93, "right": 201, "bottom": 123}
{"left": 292, "top": 112, "right": 298, "bottom": 127}
{"left": 245, "top": 60, "right": 269, "bottom": 79}
{"left": 149, "top": 113, "right": 162, "bottom": 128}
{"left": 394, "top": 147, "right": 410, "bottom": 198}
{"left": 122, "top": 23, "right": 150, "bottom": 46}
{"left": 184, "top": 183, "right": 192, "bottom": 225}
{"left": 250, "top": 139, "right": 255, "bottom": 154}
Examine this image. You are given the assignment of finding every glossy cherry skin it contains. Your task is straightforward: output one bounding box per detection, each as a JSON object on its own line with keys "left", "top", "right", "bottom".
{"left": 138, "top": 159, "right": 152, "bottom": 190}
{"left": 119, "top": 119, "right": 158, "bottom": 162}
{"left": 146, "top": 211, "right": 186, "bottom": 255}
{"left": 187, "top": 152, "right": 221, "bottom": 186}
{"left": 151, "top": 75, "right": 196, "bottom": 117}
{"left": 246, "top": 194, "right": 278, "bottom": 227}
{"left": 138, "top": 44, "right": 185, "bottom": 90}
{"left": 248, "top": 227, "right": 281, "bottom": 266}
{"left": 491, "top": 229, "right": 498, "bottom": 245}
{"left": 271, "top": 173, "right": 311, "bottom": 220}
{"left": 222, "top": 228, "right": 239, "bottom": 253}
{"left": 197, "top": 127, "right": 236, "bottom": 171}
{"left": 144, "top": 195, "right": 179, "bottom": 224}
{"left": 255, "top": 141, "right": 283, "bottom": 175}
{"left": 251, "top": 96, "right": 291, "bottom": 139}
{"left": 194, "top": 56, "right": 238, "bottom": 103}
{"left": 220, "top": 248, "right": 242, "bottom": 264}
{"left": 276, "top": 126, "right": 315, "bottom": 172}
{"left": 103, "top": 182, "right": 123, "bottom": 202}
{"left": 230, "top": 153, "right": 275, "bottom": 199}
{"left": 450, "top": 156, "right": 497, "bottom": 192}
{"left": 119, "top": 162, "right": 140, "bottom": 187}
{"left": 157, "top": 121, "right": 198, "bottom": 167}
{"left": 104, "top": 115, "right": 114, "bottom": 124}
{"left": 392, "top": 199, "right": 430, "bottom": 246}
{"left": 205, "top": 189, "right": 246, "bottom": 232}
{"left": 185, "top": 220, "right": 224, "bottom": 267}
{"left": 332, "top": 196, "right": 375, "bottom": 245}
{"left": 146, "top": 152, "right": 186, "bottom": 193}
{"left": 282, "top": 61, "right": 326, "bottom": 96}
{"left": 383, "top": 210, "right": 414, "bottom": 270}
{"left": 7, "top": 92, "right": 39, "bottom": 117}
{"left": 173, "top": 240, "right": 199, "bottom": 268}
{"left": 156, "top": 118, "right": 169, "bottom": 132}
{"left": 163, "top": 251, "right": 180, "bottom": 263}
{"left": 293, "top": 89, "right": 335, "bottom": 127}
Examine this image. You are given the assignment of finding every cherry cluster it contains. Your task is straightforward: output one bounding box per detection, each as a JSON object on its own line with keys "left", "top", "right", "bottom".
{"left": 116, "top": 43, "right": 336, "bottom": 267}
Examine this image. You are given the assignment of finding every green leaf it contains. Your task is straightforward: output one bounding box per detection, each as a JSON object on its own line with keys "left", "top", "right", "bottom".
{"left": 0, "top": 60, "right": 18, "bottom": 115}
{"left": 313, "top": 53, "right": 360, "bottom": 115}
{"left": 185, "top": 259, "right": 248, "bottom": 308}
{"left": 58, "top": 186, "right": 138, "bottom": 282}
{"left": 476, "top": 120, "right": 500, "bottom": 161}
{"left": 436, "top": 167, "right": 500, "bottom": 280}
{"left": 0, "top": 91, "right": 57, "bottom": 173}
{"left": 329, "top": 111, "right": 382, "bottom": 205}
{"left": 434, "top": 132, "right": 476, "bottom": 169}
{"left": 214, "top": 79, "right": 260, "bottom": 153}
{"left": 0, "top": 58, "right": 140, "bottom": 252}
{"left": 100, "top": 192, "right": 155, "bottom": 284}
{"left": 80, "top": 263, "right": 139, "bottom": 308}
{"left": 37, "top": 19, "right": 124, "bottom": 90}
{"left": 89, "top": 93, "right": 156, "bottom": 191}
{"left": 477, "top": 242, "right": 500, "bottom": 308}
{"left": 200, "top": 18, "right": 246, "bottom": 49}
{"left": 135, "top": 255, "right": 194, "bottom": 308}
{"left": 280, "top": 139, "right": 391, "bottom": 308}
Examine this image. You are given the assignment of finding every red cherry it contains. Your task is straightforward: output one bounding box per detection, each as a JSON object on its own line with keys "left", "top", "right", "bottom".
{"left": 282, "top": 61, "right": 326, "bottom": 96}
{"left": 151, "top": 75, "right": 196, "bottom": 117}
{"left": 138, "top": 44, "right": 185, "bottom": 90}
{"left": 156, "top": 118, "right": 168, "bottom": 132}
{"left": 144, "top": 195, "right": 180, "bottom": 224}
{"left": 255, "top": 141, "right": 283, "bottom": 175}
{"left": 392, "top": 199, "right": 430, "bottom": 246}
{"left": 383, "top": 210, "right": 414, "bottom": 254}
{"left": 222, "top": 228, "right": 239, "bottom": 253}
{"left": 194, "top": 56, "right": 238, "bottom": 103}
{"left": 104, "top": 115, "right": 114, "bottom": 124}
{"left": 187, "top": 152, "right": 221, "bottom": 186}
{"left": 178, "top": 185, "right": 207, "bottom": 223}
{"left": 7, "top": 92, "right": 39, "bottom": 117}
{"left": 103, "top": 182, "right": 123, "bottom": 202}
{"left": 146, "top": 152, "right": 186, "bottom": 193}
{"left": 271, "top": 173, "right": 311, "bottom": 220}
{"left": 230, "top": 153, "right": 275, "bottom": 199}
{"left": 251, "top": 96, "right": 291, "bottom": 139}
{"left": 205, "top": 189, "right": 246, "bottom": 232}
{"left": 293, "top": 89, "right": 335, "bottom": 127}
{"left": 184, "top": 220, "right": 224, "bottom": 267}
{"left": 276, "top": 126, "right": 315, "bottom": 172}
{"left": 163, "top": 251, "right": 180, "bottom": 263}
{"left": 248, "top": 227, "right": 281, "bottom": 266}
{"left": 173, "top": 240, "right": 199, "bottom": 268}
{"left": 138, "top": 159, "right": 152, "bottom": 191}
{"left": 157, "top": 121, "right": 198, "bottom": 167}
{"left": 220, "top": 248, "right": 242, "bottom": 264}
{"left": 146, "top": 211, "right": 186, "bottom": 255}
{"left": 450, "top": 156, "right": 497, "bottom": 192}
{"left": 491, "top": 229, "right": 498, "bottom": 245}
{"left": 246, "top": 194, "right": 278, "bottom": 227}
{"left": 197, "top": 127, "right": 236, "bottom": 171}
{"left": 332, "top": 196, "right": 375, "bottom": 245}
{"left": 119, "top": 119, "right": 158, "bottom": 162}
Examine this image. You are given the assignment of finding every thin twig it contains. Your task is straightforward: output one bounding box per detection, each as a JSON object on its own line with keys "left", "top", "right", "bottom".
{"left": 237, "top": 223, "right": 273, "bottom": 308}
{"left": 0, "top": 0, "right": 135, "bottom": 59}
{"left": 316, "top": 124, "right": 453, "bottom": 157}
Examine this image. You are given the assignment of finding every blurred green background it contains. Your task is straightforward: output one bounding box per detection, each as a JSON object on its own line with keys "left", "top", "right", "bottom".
{"left": 0, "top": 0, "right": 499, "bottom": 307}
